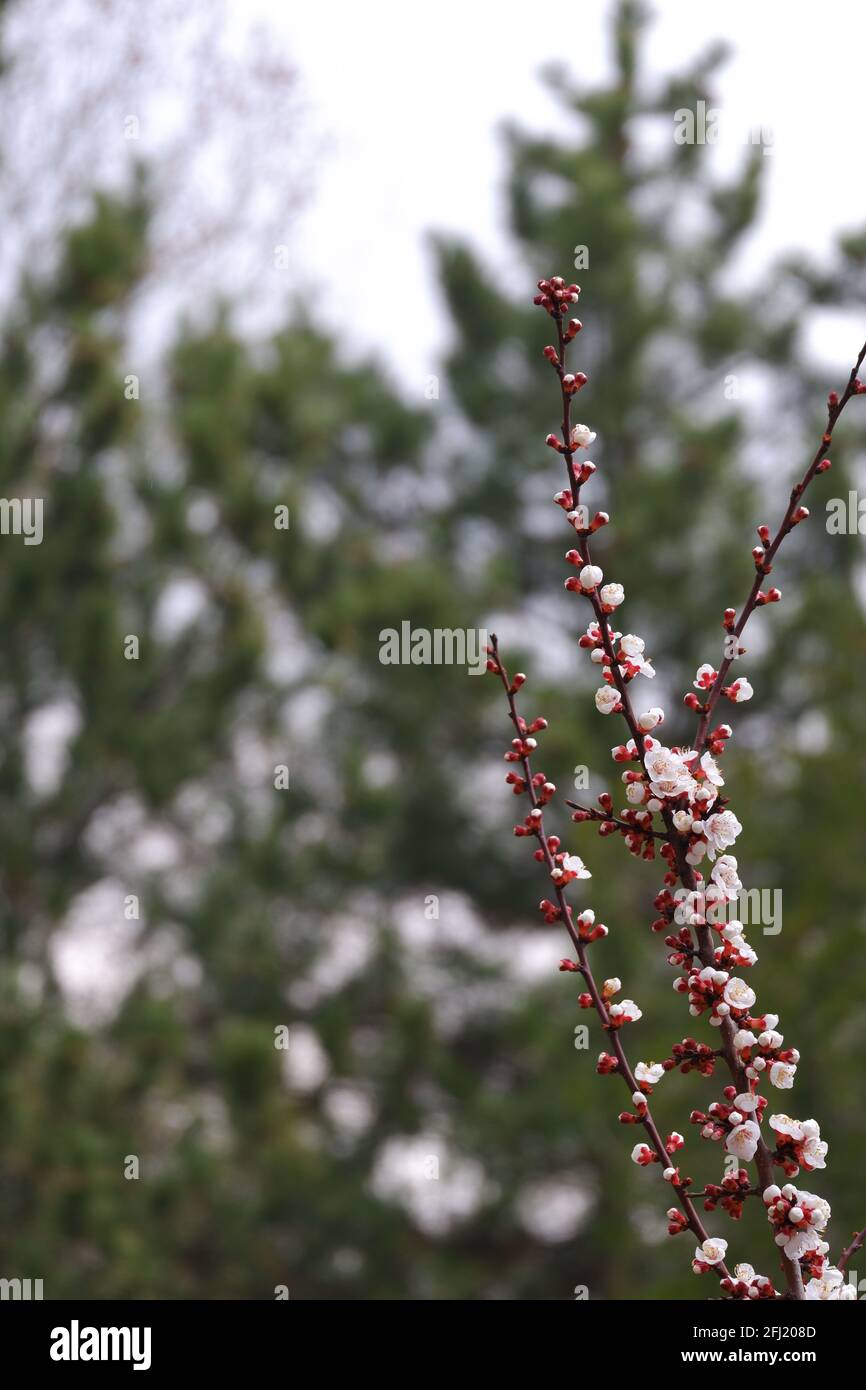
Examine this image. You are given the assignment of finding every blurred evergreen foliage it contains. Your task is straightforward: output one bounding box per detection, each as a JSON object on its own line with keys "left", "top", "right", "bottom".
{"left": 1, "top": 0, "right": 865, "bottom": 1299}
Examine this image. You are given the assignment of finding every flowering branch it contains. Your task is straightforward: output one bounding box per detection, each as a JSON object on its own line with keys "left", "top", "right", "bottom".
{"left": 564, "top": 799, "right": 672, "bottom": 842}
{"left": 488, "top": 635, "right": 731, "bottom": 1280}
{"left": 486, "top": 273, "right": 865, "bottom": 1301}
{"left": 691, "top": 340, "right": 866, "bottom": 756}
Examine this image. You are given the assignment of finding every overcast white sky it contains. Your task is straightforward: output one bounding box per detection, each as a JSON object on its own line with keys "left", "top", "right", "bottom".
{"left": 253, "top": 0, "right": 866, "bottom": 387}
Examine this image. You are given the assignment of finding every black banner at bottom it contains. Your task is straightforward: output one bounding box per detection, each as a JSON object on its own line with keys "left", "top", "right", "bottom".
{"left": 0, "top": 1295, "right": 859, "bottom": 1373}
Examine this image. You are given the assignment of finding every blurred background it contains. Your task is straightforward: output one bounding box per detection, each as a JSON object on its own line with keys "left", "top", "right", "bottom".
{"left": 1, "top": 0, "right": 865, "bottom": 1300}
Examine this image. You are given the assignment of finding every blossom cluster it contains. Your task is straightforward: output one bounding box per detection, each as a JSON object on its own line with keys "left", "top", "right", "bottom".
{"left": 768, "top": 1115, "right": 828, "bottom": 1175}
{"left": 719, "top": 1263, "right": 777, "bottom": 1300}
{"left": 690, "top": 1085, "right": 768, "bottom": 1163}
{"left": 761, "top": 1182, "right": 853, "bottom": 1298}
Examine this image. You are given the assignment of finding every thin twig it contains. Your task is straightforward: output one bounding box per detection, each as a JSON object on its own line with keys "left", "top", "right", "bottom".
{"left": 692, "top": 341, "right": 866, "bottom": 756}
{"left": 563, "top": 800, "right": 672, "bottom": 841}
{"left": 838, "top": 1224, "right": 866, "bottom": 1276}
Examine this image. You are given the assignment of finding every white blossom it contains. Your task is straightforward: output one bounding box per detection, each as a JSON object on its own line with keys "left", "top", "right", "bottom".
{"left": 723, "top": 977, "right": 756, "bottom": 1012}
{"left": 695, "top": 1237, "right": 728, "bottom": 1266}
{"left": 710, "top": 854, "right": 742, "bottom": 899}
{"left": 635, "top": 1061, "right": 665, "bottom": 1086}
{"left": 609, "top": 999, "right": 642, "bottom": 1024}
{"left": 595, "top": 686, "right": 620, "bottom": 715}
{"left": 644, "top": 743, "right": 695, "bottom": 800}
{"left": 802, "top": 1134, "right": 829, "bottom": 1171}
{"left": 571, "top": 423, "right": 596, "bottom": 448}
{"left": 694, "top": 663, "right": 716, "bottom": 689}
{"left": 770, "top": 1060, "right": 797, "bottom": 1090}
{"left": 600, "top": 582, "right": 625, "bottom": 608}
{"left": 783, "top": 1228, "right": 824, "bottom": 1260}
{"left": 560, "top": 854, "right": 591, "bottom": 879}
{"left": 638, "top": 708, "right": 664, "bottom": 731}
{"left": 622, "top": 654, "right": 654, "bottom": 679}
{"left": 703, "top": 810, "right": 743, "bottom": 859}
{"left": 799, "top": 1191, "right": 831, "bottom": 1230}
{"left": 769, "top": 1115, "right": 804, "bottom": 1141}
{"left": 726, "top": 1120, "right": 760, "bottom": 1161}
{"left": 699, "top": 752, "right": 725, "bottom": 787}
